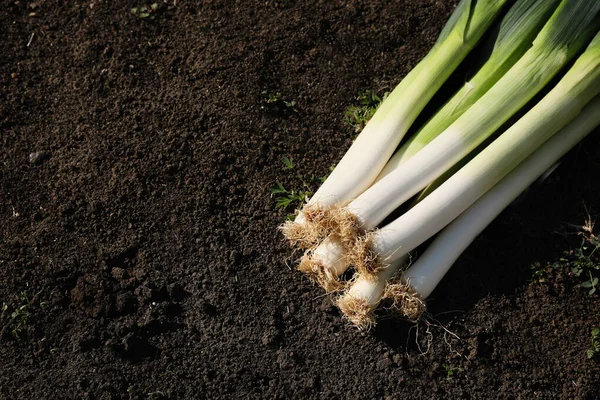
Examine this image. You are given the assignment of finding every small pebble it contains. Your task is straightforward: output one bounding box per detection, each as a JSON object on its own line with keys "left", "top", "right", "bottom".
{"left": 29, "top": 151, "right": 47, "bottom": 164}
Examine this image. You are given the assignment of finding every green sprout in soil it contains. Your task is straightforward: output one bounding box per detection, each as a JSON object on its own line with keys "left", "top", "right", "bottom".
{"left": 444, "top": 365, "right": 463, "bottom": 379}
{"left": 581, "top": 271, "right": 598, "bottom": 295}
{"left": 343, "top": 89, "right": 387, "bottom": 135}
{"left": 261, "top": 90, "right": 296, "bottom": 114}
{"left": 587, "top": 328, "right": 600, "bottom": 359}
{"left": 530, "top": 261, "right": 553, "bottom": 284}
{"left": 1, "top": 290, "right": 45, "bottom": 339}
{"left": 270, "top": 157, "right": 330, "bottom": 219}
{"left": 270, "top": 157, "right": 313, "bottom": 216}
{"left": 568, "top": 217, "right": 599, "bottom": 295}
{"left": 281, "top": 157, "right": 294, "bottom": 170}
{"left": 131, "top": 3, "right": 159, "bottom": 19}
{"left": 269, "top": 182, "right": 311, "bottom": 212}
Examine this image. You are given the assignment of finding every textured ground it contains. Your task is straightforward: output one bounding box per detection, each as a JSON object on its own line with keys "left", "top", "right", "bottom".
{"left": 1, "top": 1, "right": 599, "bottom": 399}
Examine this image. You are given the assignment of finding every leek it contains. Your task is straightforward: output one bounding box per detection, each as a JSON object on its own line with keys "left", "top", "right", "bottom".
{"left": 308, "top": 0, "right": 600, "bottom": 282}
{"left": 336, "top": 256, "right": 409, "bottom": 330}
{"left": 298, "top": 0, "right": 555, "bottom": 288}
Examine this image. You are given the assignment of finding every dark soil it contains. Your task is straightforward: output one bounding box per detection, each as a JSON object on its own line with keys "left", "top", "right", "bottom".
{"left": 1, "top": 1, "right": 599, "bottom": 399}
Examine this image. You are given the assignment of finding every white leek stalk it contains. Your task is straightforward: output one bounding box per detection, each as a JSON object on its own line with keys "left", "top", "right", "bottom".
{"left": 336, "top": 255, "right": 409, "bottom": 330}
{"left": 402, "top": 95, "right": 600, "bottom": 302}
{"left": 297, "top": 234, "right": 349, "bottom": 292}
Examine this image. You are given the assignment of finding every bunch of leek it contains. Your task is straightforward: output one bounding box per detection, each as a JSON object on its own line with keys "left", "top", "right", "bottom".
{"left": 298, "top": 0, "right": 565, "bottom": 293}
{"left": 282, "top": 0, "right": 600, "bottom": 329}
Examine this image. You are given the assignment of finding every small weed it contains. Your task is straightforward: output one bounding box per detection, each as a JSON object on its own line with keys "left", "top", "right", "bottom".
{"left": 270, "top": 157, "right": 329, "bottom": 218}
{"left": 261, "top": 90, "right": 296, "bottom": 114}
{"left": 1, "top": 290, "right": 43, "bottom": 339}
{"left": 281, "top": 157, "right": 294, "bottom": 170}
{"left": 131, "top": 3, "right": 159, "bottom": 19}
{"left": 317, "top": 164, "right": 335, "bottom": 184}
{"left": 269, "top": 182, "right": 311, "bottom": 211}
{"left": 532, "top": 216, "right": 600, "bottom": 295}
{"left": 530, "top": 261, "right": 553, "bottom": 284}
{"left": 587, "top": 328, "right": 600, "bottom": 359}
{"left": 160, "top": 369, "right": 182, "bottom": 378}
{"left": 573, "top": 217, "right": 600, "bottom": 295}
{"left": 581, "top": 271, "right": 598, "bottom": 295}
{"left": 343, "top": 89, "right": 386, "bottom": 135}
{"left": 444, "top": 365, "right": 462, "bottom": 378}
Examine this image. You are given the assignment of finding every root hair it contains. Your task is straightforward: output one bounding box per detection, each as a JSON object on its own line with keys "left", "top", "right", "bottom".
{"left": 336, "top": 293, "right": 376, "bottom": 331}
{"left": 280, "top": 203, "right": 342, "bottom": 249}
{"left": 348, "top": 234, "right": 384, "bottom": 279}
{"left": 297, "top": 253, "right": 345, "bottom": 293}
{"left": 383, "top": 279, "right": 426, "bottom": 320}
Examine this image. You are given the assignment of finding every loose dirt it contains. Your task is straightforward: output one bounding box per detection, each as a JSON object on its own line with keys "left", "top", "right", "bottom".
{"left": 1, "top": 1, "right": 599, "bottom": 399}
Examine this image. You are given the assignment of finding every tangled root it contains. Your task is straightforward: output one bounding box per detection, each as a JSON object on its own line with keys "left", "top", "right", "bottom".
{"left": 329, "top": 207, "right": 361, "bottom": 247}
{"left": 383, "top": 280, "right": 426, "bottom": 320}
{"left": 280, "top": 220, "right": 321, "bottom": 250}
{"left": 348, "top": 234, "right": 383, "bottom": 278}
{"left": 297, "top": 253, "right": 344, "bottom": 293}
{"left": 337, "top": 294, "right": 376, "bottom": 331}
{"left": 280, "top": 203, "right": 367, "bottom": 254}
{"left": 280, "top": 203, "right": 341, "bottom": 249}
